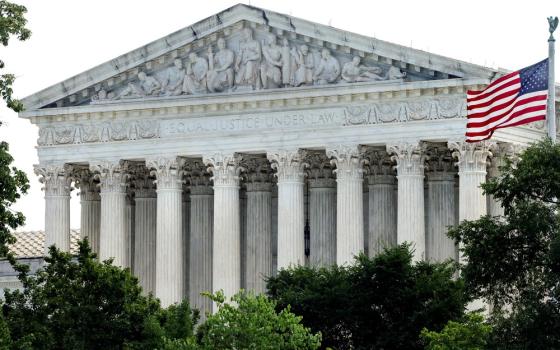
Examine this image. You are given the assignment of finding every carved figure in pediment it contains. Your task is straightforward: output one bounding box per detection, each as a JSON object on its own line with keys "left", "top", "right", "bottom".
{"left": 313, "top": 48, "right": 340, "bottom": 85}
{"left": 342, "top": 56, "right": 385, "bottom": 83}
{"left": 291, "top": 44, "right": 314, "bottom": 86}
{"left": 386, "top": 66, "right": 406, "bottom": 80}
{"left": 183, "top": 52, "right": 208, "bottom": 94}
{"left": 115, "top": 71, "right": 161, "bottom": 99}
{"left": 260, "top": 33, "right": 283, "bottom": 89}
{"left": 207, "top": 38, "right": 235, "bottom": 93}
{"left": 235, "top": 28, "right": 261, "bottom": 90}
{"left": 161, "top": 59, "right": 186, "bottom": 96}
{"left": 281, "top": 38, "right": 292, "bottom": 87}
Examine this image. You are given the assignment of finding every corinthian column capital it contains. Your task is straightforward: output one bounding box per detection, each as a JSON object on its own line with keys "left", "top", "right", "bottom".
{"left": 326, "top": 144, "right": 367, "bottom": 180}
{"left": 90, "top": 160, "right": 129, "bottom": 193}
{"left": 203, "top": 153, "right": 243, "bottom": 187}
{"left": 72, "top": 167, "right": 100, "bottom": 201}
{"left": 267, "top": 149, "right": 308, "bottom": 183}
{"left": 146, "top": 156, "right": 184, "bottom": 190}
{"left": 34, "top": 163, "right": 72, "bottom": 196}
{"left": 129, "top": 163, "right": 156, "bottom": 198}
{"left": 448, "top": 141, "right": 494, "bottom": 173}
{"left": 487, "top": 143, "right": 525, "bottom": 177}
{"left": 386, "top": 142, "right": 427, "bottom": 176}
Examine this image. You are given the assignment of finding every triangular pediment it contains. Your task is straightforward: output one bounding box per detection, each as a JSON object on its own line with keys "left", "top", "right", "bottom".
{"left": 22, "top": 4, "right": 500, "bottom": 111}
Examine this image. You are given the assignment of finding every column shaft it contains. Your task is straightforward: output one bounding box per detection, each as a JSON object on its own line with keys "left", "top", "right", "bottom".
{"left": 368, "top": 175, "right": 397, "bottom": 256}
{"left": 134, "top": 196, "right": 156, "bottom": 293}
{"left": 99, "top": 191, "right": 128, "bottom": 265}
{"left": 309, "top": 180, "right": 336, "bottom": 266}
{"left": 80, "top": 193, "right": 100, "bottom": 254}
{"left": 426, "top": 173, "right": 456, "bottom": 261}
{"left": 245, "top": 183, "right": 272, "bottom": 293}
{"left": 182, "top": 192, "right": 190, "bottom": 300}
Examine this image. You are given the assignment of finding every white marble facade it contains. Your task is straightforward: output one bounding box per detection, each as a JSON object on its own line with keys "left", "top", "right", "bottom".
{"left": 22, "top": 5, "right": 558, "bottom": 312}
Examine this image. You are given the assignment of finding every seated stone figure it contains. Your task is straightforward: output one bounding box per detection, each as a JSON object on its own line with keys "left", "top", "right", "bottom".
{"left": 183, "top": 52, "right": 208, "bottom": 94}
{"left": 160, "top": 59, "right": 186, "bottom": 96}
{"left": 313, "top": 48, "right": 340, "bottom": 85}
{"left": 207, "top": 38, "right": 234, "bottom": 93}
{"left": 386, "top": 66, "right": 406, "bottom": 80}
{"left": 260, "top": 34, "right": 283, "bottom": 89}
{"left": 341, "top": 56, "right": 385, "bottom": 83}
{"left": 291, "top": 44, "right": 314, "bottom": 86}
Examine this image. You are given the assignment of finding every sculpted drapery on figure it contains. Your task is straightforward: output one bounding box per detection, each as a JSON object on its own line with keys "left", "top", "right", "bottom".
{"left": 207, "top": 38, "right": 235, "bottom": 93}
{"left": 235, "top": 28, "right": 261, "bottom": 90}
{"left": 106, "top": 27, "right": 413, "bottom": 102}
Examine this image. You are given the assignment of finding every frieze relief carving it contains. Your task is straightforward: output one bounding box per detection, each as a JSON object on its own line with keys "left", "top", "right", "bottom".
{"left": 80, "top": 26, "right": 415, "bottom": 106}
{"left": 37, "top": 96, "right": 468, "bottom": 147}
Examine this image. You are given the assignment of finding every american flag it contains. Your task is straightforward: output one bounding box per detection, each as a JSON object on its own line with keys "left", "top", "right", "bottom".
{"left": 466, "top": 59, "right": 549, "bottom": 142}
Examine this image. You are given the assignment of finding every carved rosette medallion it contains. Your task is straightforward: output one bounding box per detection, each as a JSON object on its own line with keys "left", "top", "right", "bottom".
{"left": 34, "top": 163, "right": 72, "bottom": 197}
{"left": 267, "top": 149, "right": 308, "bottom": 183}
{"left": 146, "top": 157, "right": 184, "bottom": 190}
{"left": 386, "top": 142, "right": 427, "bottom": 176}
{"left": 448, "top": 141, "right": 494, "bottom": 174}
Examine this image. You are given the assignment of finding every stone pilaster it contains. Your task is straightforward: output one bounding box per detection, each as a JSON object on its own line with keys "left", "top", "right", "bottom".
{"left": 448, "top": 141, "right": 493, "bottom": 222}
{"left": 34, "top": 164, "right": 72, "bottom": 253}
{"left": 203, "top": 153, "right": 242, "bottom": 302}
{"left": 387, "top": 142, "right": 427, "bottom": 262}
{"left": 131, "top": 165, "right": 156, "bottom": 294}
{"left": 90, "top": 160, "right": 129, "bottom": 266}
{"left": 74, "top": 168, "right": 101, "bottom": 254}
{"left": 242, "top": 157, "right": 273, "bottom": 293}
{"left": 147, "top": 156, "right": 184, "bottom": 307}
{"left": 365, "top": 150, "right": 397, "bottom": 256}
{"left": 186, "top": 160, "right": 213, "bottom": 318}
{"left": 327, "top": 144, "right": 366, "bottom": 265}
{"left": 426, "top": 146, "right": 456, "bottom": 261}
{"left": 306, "top": 152, "right": 336, "bottom": 266}
{"left": 267, "top": 149, "right": 307, "bottom": 269}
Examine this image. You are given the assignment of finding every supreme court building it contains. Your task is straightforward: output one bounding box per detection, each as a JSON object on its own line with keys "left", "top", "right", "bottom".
{"left": 17, "top": 4, "right": 560, "bottom": 314}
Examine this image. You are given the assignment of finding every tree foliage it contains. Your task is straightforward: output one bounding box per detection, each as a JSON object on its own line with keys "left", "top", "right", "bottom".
{"left": 194, "top": 291, "right": 321, "bottom": 350}
{"left": 420, "top": 312, "right": 492, "bottom": 350}
{"left": 1, "top": 240, "right": 180, "bottom": 349}
{"left": 0, "top": 0, "right": 31, "bottom": 261}
{"left": 448, "top": 138, "right": 560, "bottom": 349}
{"left": 267, "top": 245, "right": 467, "bottom": 350}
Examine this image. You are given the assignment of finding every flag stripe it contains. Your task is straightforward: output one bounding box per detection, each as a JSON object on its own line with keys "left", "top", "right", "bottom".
{"left": 465, "top": 59, "right": 549, "bottom": 143}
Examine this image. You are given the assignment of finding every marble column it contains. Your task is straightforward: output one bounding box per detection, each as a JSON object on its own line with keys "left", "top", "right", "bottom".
{"left": 182, "top": 187, "right": 190, "bottom": 300}
{"left": 425, "top": 146, "right": 456, "bottom": 261}
{"left": 126, "top": 192, "right": 135, "bottom": 269}
{"left": 75, "top": 168, "right": 101, "bottom": 254}
{"left": 449, "top": 141, "right": 493, "bottom": 222}
{"left": 487, "top": 143, "right": 521, "bottom": 217}
{"left": 187, "top": 160, "right": 213, "bottom": 318}
{"left": 365, "top": 150, "right": 397, "bottom": 256}
{"left": 271, "top": 184, "right": 278, "bottom": 273}
{"left": 90, "top": 161, "right": 129, "bottom": 266}
{"left": 242, "top": 157, "right": 273, "bottom": 293}
{"left": 387, "top": 143, "right": 427, "bottom": 262}
{"left": 327, "top": 145, "right": 365, "bottom": 265}
{"left": 267, "top": 150, "right": 307, "bottom": 269}
{"left": 34, "top": 164, "right": 71, "bottom": 253}
{"left": 147, "top": 157, "right": 184, "bottom": 307}
{"left": 306, "top": 152, "right": 336, "bottom": 266}
{"left": 204, "top": 153, "right": 242, "bottom": 302}
{"left": 363, "top": 181, "right": 369, "bottom": 257}
{"left": 132, "top": 166, "right": 156, "bottom": 294}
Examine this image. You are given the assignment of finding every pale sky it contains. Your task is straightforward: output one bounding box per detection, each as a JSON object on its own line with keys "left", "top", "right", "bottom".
{"left": 0, "top": 0, "right": 558, "bottom": 231}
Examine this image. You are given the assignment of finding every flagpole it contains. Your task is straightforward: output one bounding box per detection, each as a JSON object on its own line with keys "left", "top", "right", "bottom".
{"left": 548, "top": 16, "right": 558, "bottom": 141}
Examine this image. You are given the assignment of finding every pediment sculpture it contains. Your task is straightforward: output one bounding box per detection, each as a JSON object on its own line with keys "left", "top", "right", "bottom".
{"left": 92, "top": 27, "right": 409, "bottom": 103}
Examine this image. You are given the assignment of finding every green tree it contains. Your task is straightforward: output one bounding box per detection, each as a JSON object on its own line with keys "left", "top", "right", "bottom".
{"left": 420, "top": 312, "right": 492, "bottom": 350}
{"left": 196, "top": 291, "right": 322, "bottom": 350}
{"left": 0, "top": 0, "right": 31, "bottom": 260}
{"left": 2, "top": 240, "right": 167, "bottom": 349}
{"left": 448, "top": 138, "right": 560, "bottom": 349}
{"left": 267, "top": 245, "right": 467, "bottom": 350}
